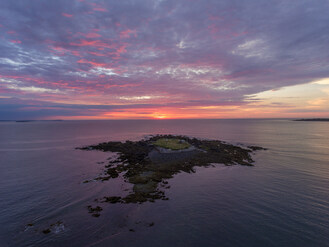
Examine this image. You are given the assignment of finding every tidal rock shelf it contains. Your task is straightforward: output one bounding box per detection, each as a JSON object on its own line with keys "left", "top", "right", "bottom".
{"left": 78, "top": 135, "right": 266, "bottom": 210}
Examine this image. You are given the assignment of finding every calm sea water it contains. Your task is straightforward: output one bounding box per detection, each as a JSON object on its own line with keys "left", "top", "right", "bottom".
{"left": 0, "top": 119, "right": 328, "bottom": 247}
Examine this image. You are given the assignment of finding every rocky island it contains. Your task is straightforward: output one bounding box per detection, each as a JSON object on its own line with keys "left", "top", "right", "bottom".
{"left": 78, "top": 135, "right": 266, "bottom": 214}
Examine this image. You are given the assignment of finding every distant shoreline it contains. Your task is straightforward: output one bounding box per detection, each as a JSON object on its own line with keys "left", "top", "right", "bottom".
{"left": 294, "top": 118, "right": 329, "bottom": 122}
{"left": 0, "top": 120, "right": 63, "bottom": 122}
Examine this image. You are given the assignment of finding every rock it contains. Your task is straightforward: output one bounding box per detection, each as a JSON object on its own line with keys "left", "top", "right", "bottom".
{"left": 87, "top": 205, "right": 103, "bottom": 216}
{"left": 103, "top": 196, "right": 121, "bottom": 203}
{"left": 248, "top": 145, "right": 267, "bottom": 151}
{"left": 42, "top": 229, "right": 51, "bottom": 234}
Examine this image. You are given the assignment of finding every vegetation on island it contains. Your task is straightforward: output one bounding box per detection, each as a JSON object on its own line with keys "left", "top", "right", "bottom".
{"left": 153, "top": 138, "right": 191, "bottom": 150}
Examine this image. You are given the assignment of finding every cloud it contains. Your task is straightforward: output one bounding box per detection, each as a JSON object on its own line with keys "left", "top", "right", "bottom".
{"left": 62, "top": 13, "right": 73, "bottom": 18}
{"left": 0, "top": 0, "right": 329, "bottom": 119}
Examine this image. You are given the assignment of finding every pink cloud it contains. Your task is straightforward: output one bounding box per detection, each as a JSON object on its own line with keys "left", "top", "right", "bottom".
{"left": 106, "top": 44, "right": 128, "bottom": 59}
{"left": 77, "top": 59, "right": 107, "bottom": 67}
{"left": 50, "top": 46, "right": 67, "bottom": 55}
{"left": 119, "top": 29, "right": 137, "bottom": 39}
{"left": 88, "top": 51, "right": 106, "bottom": 57}
{"left": 89, "top": 2, "right": 108, "bottom": 12}
{"left": 93, "top": 7, "right": 108, "bottom": 12}
{"left": 116, "top": 44, "right": 127, "bottom": 54}
{"left": 71, "top": 50, "right": 82, "bottom": 57}
{"left": 10, "top": 40, "right": 21, "bottom": 44}
{"left": 103, "top": 83, "right": 141, "bottom": 89}
{"left": 62, "top": 13, "right": 73, "bottom": 18}
{"left": 84, "top": 32, "right": 101, "bottom": 38}
{"left": 70, "top": 40, "right": 115, "bottom": 49}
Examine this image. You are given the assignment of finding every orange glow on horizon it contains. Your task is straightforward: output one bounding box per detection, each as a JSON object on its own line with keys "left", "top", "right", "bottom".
{"left": 43, "top": 104, "right": 329, "bottom": 120}
{"left": 151, "top": 113, "right": 168, "bottom": 119}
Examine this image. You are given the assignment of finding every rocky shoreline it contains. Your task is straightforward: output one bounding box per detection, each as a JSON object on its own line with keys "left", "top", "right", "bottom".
{"left": 78, "top": 135, "right": 266, "bottom": 215}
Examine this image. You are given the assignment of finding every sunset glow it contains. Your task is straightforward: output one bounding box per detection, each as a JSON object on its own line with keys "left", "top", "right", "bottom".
{"left": 1, "top": 0, "right": 329, "bottom": 120}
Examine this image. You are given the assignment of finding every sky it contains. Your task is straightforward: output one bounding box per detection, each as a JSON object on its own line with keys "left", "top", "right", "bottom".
{"left": 0, "top": 0, "right": 329, "bottom": 120}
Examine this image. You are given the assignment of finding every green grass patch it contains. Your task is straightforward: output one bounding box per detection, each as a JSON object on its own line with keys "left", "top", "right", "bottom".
{"left": 153, "top": 138, "right": 191, "bottom": 150}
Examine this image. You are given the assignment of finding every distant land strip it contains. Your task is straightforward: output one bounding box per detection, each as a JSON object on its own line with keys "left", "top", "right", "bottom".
{"left": 294, "top": 118, "right": 329, "bottom": 122}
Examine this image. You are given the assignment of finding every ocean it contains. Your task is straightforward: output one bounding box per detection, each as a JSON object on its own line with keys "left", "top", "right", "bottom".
{"left": 0, "top": 119, "right": 328, "bottom": 247}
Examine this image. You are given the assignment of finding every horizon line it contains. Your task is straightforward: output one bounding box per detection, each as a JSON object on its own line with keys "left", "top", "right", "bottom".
{"left": 0, "top": 117, "right": 321, "bottom": 121}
